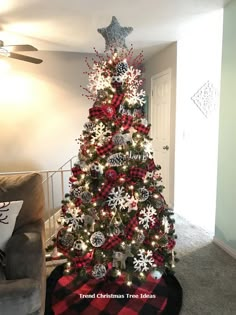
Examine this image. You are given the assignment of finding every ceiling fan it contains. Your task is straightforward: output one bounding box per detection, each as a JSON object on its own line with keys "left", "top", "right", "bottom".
{"left": 0, "top": 40, "right": 43, "bottom": 64}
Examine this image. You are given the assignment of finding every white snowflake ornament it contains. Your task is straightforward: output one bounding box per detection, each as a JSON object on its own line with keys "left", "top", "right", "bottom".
{"left": 138, "top": 205, "right": 157, "bottom": 229}
{"left": 107, "top": 186, "right": 130, "bottom": 210}
{"left": 91, "top": 122, "right": 111, "bottom": 145}
{"left": 133, "top": 249, "right": 155, "bottom": 272}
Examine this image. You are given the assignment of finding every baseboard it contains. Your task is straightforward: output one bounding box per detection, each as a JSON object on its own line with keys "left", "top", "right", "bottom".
{"left": 213, "top": 237, "right": 236, "bottom": 259}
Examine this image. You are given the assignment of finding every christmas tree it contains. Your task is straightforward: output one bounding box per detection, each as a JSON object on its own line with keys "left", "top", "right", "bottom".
{"left": 54, "top": 16, "right": 177, "bottom": 283}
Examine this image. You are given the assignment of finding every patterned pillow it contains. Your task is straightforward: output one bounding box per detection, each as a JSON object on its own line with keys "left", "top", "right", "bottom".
{"left": 0, "top": 200, "right": 23, "bottom": 251}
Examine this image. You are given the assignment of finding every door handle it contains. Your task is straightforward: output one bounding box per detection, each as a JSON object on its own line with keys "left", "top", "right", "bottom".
{"left": 163, "top": 145, "right": 169, "bottom": 151}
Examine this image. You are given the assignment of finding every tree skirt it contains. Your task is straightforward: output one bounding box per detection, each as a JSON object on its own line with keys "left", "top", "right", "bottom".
{"left": 45, "top": 264, "right": 182, "bottom": 315}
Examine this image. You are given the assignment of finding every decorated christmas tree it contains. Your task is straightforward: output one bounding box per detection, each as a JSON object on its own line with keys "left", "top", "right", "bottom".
{"left": 54, "top": 16, "right": 177, "bottom": 283}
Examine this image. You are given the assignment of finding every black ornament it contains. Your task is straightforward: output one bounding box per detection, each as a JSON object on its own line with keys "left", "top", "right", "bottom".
{"left": 116, "top": 61, "right": 128, "bottom": 76}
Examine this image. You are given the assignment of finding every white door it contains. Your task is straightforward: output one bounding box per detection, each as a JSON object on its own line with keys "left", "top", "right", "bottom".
{"left": 150, "top": 70, "right": 171, "bottom": 205}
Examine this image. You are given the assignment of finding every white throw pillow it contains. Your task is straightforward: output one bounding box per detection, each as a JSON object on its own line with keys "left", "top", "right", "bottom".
{"left": 0, "top": 200, "right": 23, "bottom": 251}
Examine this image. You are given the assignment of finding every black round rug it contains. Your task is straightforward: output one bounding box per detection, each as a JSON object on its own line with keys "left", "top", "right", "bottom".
{"left": 45, "top": 264, "right": 182, "bottom": 315}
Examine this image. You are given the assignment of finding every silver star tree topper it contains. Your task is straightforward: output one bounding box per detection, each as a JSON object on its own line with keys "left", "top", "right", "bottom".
{"left": 97, "top": 16, "right": 133, "bottom": 51}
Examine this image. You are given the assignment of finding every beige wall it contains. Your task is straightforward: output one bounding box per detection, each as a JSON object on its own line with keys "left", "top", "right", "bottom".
{"left": 144, "top": 43, "right": 177, "bottom": 207}
{"left": 0, "top": 51, "right": 94, "bottom": 172}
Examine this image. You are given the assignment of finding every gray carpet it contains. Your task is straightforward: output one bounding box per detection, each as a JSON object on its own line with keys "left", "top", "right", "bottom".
{"left": 175, "top": 214, "right": 236, "bottom": 315}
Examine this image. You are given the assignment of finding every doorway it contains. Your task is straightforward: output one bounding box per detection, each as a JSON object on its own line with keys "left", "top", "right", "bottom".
{"left": 150, "top": 69, "right": 174, "bottom": 207}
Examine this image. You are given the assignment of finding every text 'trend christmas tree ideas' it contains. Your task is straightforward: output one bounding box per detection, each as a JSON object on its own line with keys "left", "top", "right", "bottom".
{"left": 53, "top": 16, "right": 177, "bottom": 284}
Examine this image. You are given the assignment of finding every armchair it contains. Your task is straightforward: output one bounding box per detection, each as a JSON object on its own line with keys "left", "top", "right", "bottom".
{"left": 0, "top": 173, "right": 46, "bottom": 315}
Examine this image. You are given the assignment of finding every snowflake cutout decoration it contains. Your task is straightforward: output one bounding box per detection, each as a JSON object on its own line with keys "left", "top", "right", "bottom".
{"left": 64, "top": 215, "right": 83, "bottom": 231}
{"left": 91, "top": 122, "right": 111, "bottom": 145}
{"left": 123, "top": 66, "right": 145, "bottom": 107}
{"left": 139, "top": 205, "right": 157, "bottom": 229}
{"left": 87, "top": 62, "right": 112, "bottom": 96}
{"left": 127, "top": 89, "right": 146, "bottom": 107}
{"left": 107, "top": 186, "right": 130, "bottom": 210}
{"left": 191, "top": 80, "right": 218, "bottom": 118}
{"left": 133, "top": 249, "right": 155, "bottom": 272}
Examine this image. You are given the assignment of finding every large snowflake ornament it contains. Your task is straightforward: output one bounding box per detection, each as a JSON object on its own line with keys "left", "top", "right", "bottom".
{"left": 64, "top": 215, "right": 83, "bottom": 231}
{"left": 107, "top": 186, "right": 130, "bottom": 210}
{"left": 91, "top": 122, "right": 111, "bottom": 145}
{"left": 139, "top": 205, "right": 157, "bottom": 229}
{"left": 127, "top": 89, "right": 146, "bottom": 107}
{"left": 133, "top": 249, "right": 155, "bottom": 272}
{"left": 87, "top": 62, "right": 112, "bottom": 95}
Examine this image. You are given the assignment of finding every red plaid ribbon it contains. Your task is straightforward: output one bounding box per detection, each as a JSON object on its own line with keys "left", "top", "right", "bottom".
{"left": 101, "top": 235, "right": 122, "bottom": 249}
{"left": 153, "top": 253, "right": 165, "bottom": 266}
{"left": 115, "top": 114, "right": 133, "bottom": 130}
{"left": 134, "top": 123, "right": 150, "bottom": 135}
{"left": 130, "top": 167, "right": 147, "bottom": 179}
{"left": 111, "top": 93, "right": 124, "bottom": 109}
{"left": 74, "top": 252, "right": 93, "bottom": 267}
{"left": 147, "top": 159, "right": 156, "bottom": 171}
{"left": 71, "top": 166, "right": 83, "bottom": 177}
{"left": 125, "top": 215, "right": 138, "bottom": 239}
{"left": 99, "top": 181, "right": 114, "bottom": 198}
{"left": 121, "top": 114, "right": 133, "bottom": 130}
{"left": 89, "top": 107, "right": 103, "bottom": 119}
{"left": 96, "top": 140, "right": 114, "bottom": 156}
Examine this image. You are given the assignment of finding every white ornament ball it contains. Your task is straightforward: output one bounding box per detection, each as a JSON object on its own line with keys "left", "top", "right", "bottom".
{"left": 150, "top": 270, "right": 163, "bottom": 280}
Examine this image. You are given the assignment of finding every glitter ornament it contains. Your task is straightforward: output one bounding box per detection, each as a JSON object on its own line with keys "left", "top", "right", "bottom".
{"left": 81, "top": 191, "right": 92, "bottom": 203}
{"left": 57, "top": 229, "right": 75, "bottom": 250}
{"left": 92, "top": 264, "right": 107, "bottom": 279}
{"left": 108, "top": 153, "right": 126, "bottom": 166}
{"left": 138, "top": 187, "right": 149, "bottom": 202}
{"left": 116, "top": 60, "right": 128, "bottom": 76}
{"left": 90, "top": 231, "right": 106, "bottom": 247}
{"left": 112, "top": 133, "right": 126, "bottom": 145}
{"left": 84, "top": 121, "right": 94, "bottom": 131}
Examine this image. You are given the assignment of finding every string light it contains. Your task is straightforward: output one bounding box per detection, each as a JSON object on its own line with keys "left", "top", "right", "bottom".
{"left": 127, "top": 281, "right": 132, "bottom": 286}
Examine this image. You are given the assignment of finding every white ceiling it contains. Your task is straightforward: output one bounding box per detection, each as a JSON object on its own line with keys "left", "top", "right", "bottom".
{"left": 0, "top": 0, "right": 231, "bottom": 59}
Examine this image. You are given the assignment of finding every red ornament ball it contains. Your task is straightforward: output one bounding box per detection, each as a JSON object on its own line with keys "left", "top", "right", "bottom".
{"left": 105, "top": 169, "right": 118, "bottom": 182}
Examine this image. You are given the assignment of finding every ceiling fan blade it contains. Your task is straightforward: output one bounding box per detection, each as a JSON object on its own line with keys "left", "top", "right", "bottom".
{"left": 9, "top": 52, "right": 43, "bottom": 64}
{"left": 3, "top": 44, "right": 38, "bottom": 52}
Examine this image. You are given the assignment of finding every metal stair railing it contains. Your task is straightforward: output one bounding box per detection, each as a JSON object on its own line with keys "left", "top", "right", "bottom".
{"left": 0, "top": 155, "right": 77, "bottom": 248}
{"left": 42, "top": 156, "right": 77, "bottom": 247}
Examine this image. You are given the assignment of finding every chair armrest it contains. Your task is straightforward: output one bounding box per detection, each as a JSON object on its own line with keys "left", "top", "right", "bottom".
{"left": 0, "top": 278, "right": 41, "bottom": 314}
{"left": 5, "top": 219, "right": 45, "bottom": 281}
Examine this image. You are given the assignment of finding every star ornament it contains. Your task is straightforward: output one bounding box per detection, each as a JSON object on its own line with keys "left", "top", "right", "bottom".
{"left": 97, "top": 16, "right": 133, "bottom": 52}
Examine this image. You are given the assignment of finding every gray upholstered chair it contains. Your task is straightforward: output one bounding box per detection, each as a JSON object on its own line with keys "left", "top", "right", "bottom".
{"left": 0, "top": 173, "right": 46, "bottom": 315}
